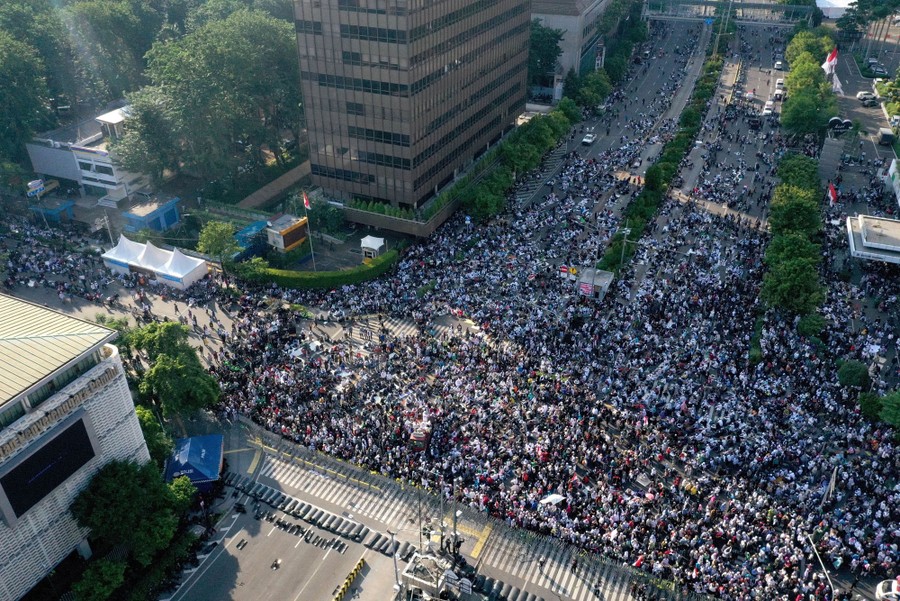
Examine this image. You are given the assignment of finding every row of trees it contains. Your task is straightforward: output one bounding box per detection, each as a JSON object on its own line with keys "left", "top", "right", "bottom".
{"left": 761, "top": 154, "right": 825, "bottom": 316}
{"left": 836, "top": 0, "right": 900, "bottom": 59}
{"left": 780, "top": 29, "right": 839, "bottom": 136}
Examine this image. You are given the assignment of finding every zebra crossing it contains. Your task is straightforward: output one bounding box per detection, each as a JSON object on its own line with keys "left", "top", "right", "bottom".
{"left": 260, "top": 455, "right": 638, "bottom": 601}
{"left": 336, "top": 315, "right": 475, "bottom": 346}
{"left": 258, "top": 456, "right": 416, "bottom": 530}
{"left": 513, "top": 144, "right": 568, "bottom": 205}
{"left": 477, "top": 530, "right": 636, "bottom": 601}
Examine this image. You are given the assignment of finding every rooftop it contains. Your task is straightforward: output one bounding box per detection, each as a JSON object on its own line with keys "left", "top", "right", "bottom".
{"left": 126, "top": 194, "right": 180, "bottom": 218}
{"left": 845, "top": 214, "right": 900, "bottom": 265}
{"left": 267, "top": 214, "right": 306, "bottom": 232}
{"left": 0, "top": 295, "right": 116, "bottom": 407}
{"left": 34, "top": 99, "right": 127, "bottom": 146}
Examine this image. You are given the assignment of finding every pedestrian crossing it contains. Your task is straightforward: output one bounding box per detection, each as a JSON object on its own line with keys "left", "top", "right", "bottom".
{"left": 260, "top": 454, "right": 641, "bottom": 601}
{"left": 478, "top": 530, "right": 637, "bottom": 601}
{"left": 338, "top": 315, "right": 475, "bottom": 346}
{"left": 258, "top": 456, "right": 418, "bottom": 531}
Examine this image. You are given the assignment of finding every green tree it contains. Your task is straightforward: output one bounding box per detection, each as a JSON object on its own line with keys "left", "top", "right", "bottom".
{"left": 197, "top": 220, "right": 240, "bottom": 264}
{"left": 528, "top": 19, "right": 564, "bottom": 87}
{"left": 111, "top": 86, "right": 181, "bottom": 185}
{"left": 785, "top": 29, "right": 833, "bottom": 66}
{"left": 72, "top": 558, "right": 126, "bottom": 601}
{"left": 168, "top": 475, "right": 197, "bottom": 515}
{"left": 145, "top": 10, "right": 303, "bottom": 181}
{"left": 768, "top": 185, "right": 822, "bottom": 237}
{"left": 577, "top": 69, "right": 612, "bottom": 108}
{"left": 556, "top": 97, "right": 582, "bottom": 124}
{"left": 761, "top": 257, "right": 823, "bottom": 315}
{"left": 781, "top": 90, "right": 833, "bottom": 135}
{"left": 136, "top": 406, "right": 174, "bottom": 470}
{"left": 562, "top": 69, "right": 581, "bottom": 102}
{"left": 765, "top": 231, "right": 820, "bottom": 265}
{"left": 71, "top": 461, "right": 179, "bottom": 567}
{"left": 857, "top": 392, "right": 883, "bottom": 421}
{"left": 0, "top": 31, "right": 51, "bottom": 162}
{"left": 880, "top": 390, "right": 900, "bottom": 428}
{"left": 139, "top": 351, "right": 220, "bottom": 416}
{"left": 778, "top": 153, "right": 821, "bottom": 191}
{"left": 837, "top": 359, "right": 871, "bottom": 389}
{"left": 130, "top": 322, "right": 191, "bottom": 362}
{"left": 784, "top": 53, "right": 825, "bottom": 92}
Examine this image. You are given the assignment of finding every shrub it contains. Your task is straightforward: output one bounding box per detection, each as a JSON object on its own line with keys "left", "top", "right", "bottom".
{"left": 797, "top": 313, "right": 825, "bottom": 337}
{"left": 242, "top": 250, "right": 400, "bottom": 289}
{"left": 858, "top": 392, "right": 883, "bottom": 421}
{"left": 837, "top": 360, "right": 870, "bottom": 390}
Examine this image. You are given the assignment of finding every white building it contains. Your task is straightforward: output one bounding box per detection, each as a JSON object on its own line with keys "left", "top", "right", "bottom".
{"left": 25, "top": 102, "right": 147, "bottom": 207}
{"left": 0, "top": 295, "right": 150, "bottom": 601}
{"left": 845, "top": 214, "right": 900, "bottom": 264}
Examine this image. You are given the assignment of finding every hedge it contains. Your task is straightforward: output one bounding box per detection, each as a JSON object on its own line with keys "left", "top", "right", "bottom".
{"left": 247, "top": 249, "right": 400, "bottom": 289}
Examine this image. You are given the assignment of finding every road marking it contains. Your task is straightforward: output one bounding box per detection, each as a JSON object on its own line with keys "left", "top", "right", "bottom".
{"left": 267, "top": 526, "right": 277, "bottom": 537}
{"left": 224, "top": 447, "right": 254, "bottom": 455}
{"left": 470, "top": 524, "right": 493, "bottom": 559}
{"left": 295, "top": 538, "right": 304, "bottom": 548}
{"left": 247, "top": 448, "right": 262, "bottom": 474}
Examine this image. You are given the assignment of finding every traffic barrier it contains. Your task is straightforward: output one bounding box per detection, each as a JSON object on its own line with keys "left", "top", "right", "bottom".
{"left": 332, "top": 557, "right": 366, "bottom": 601}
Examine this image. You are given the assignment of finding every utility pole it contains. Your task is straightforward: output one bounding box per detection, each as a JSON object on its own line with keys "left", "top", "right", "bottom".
{"left": 387, "top": 530, "right": 401, "bottom": 591}
{"left": 452, "top": 477, "right": 459, "bottom": 555}
{"left": 806, "top": 534, "right": 836, "bottom": 599}
{"left": 103, "top": 211, "right": 114, "bottom": 245}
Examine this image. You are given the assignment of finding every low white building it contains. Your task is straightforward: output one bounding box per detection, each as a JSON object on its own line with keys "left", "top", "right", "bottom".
{"left": 26, "top": 102, "right": 147, "bottom": 207}
{"left": 845, "top": 214, "right": 900, "bottom": 264}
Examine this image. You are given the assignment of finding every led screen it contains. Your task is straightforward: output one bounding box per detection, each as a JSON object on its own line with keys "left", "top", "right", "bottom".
{"left": 0, "top": 418, "right": 96, "bottom": 518}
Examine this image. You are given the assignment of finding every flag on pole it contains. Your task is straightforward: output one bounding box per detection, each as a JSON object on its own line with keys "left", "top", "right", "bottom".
{"left": 828, "top": 182, "right": 838, "bottom": 206}
{"left": 821, "top": 47, "right": 838, "bottom": 75}
{"left": 832, "top": 73, "right": 844, "bottom": 96}
{"left": 302, "top": 191, "right": 311, "bottom": 210}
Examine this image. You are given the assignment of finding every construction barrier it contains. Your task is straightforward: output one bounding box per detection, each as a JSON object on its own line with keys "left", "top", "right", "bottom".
{"left": 333, "top": 557, "right": 366, "bottom": 601}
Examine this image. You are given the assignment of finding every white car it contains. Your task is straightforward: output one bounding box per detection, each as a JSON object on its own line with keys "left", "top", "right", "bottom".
{"left": 857, "top": 91, "right": 876, "bottom": 101}
{"left": 876, "top": 579, "right": 900, "bottom": 601}
{"left": 762, "top": 100, "right": 775, "bottom": 116}
{"left": 581, "top": 133, "right": 597, "bottom": 145}
{"left": 774, "top": 60, "right": 783, "bottom": 70}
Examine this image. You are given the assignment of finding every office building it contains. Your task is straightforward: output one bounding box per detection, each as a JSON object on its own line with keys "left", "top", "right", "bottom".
{"left": 294, "top": 0, "right": 530, "bottom": 211}
{"left": 532, "top": 0, "right": 612, "bottom": 79}
{"left": 0, "top": 295, "right": 150, "bottom": 601}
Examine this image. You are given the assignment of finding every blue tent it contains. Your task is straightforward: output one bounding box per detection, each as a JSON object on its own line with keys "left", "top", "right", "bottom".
{"left": 164, "top": 434, "right": 224, "bottom": 491}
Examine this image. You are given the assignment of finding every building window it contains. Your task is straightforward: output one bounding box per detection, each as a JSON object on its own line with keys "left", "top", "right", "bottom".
{"left": 347, "top": 126, "right": 410, "bottom": 147}
{"left": 295, "top": 19, "right": 323, "bottom": 34}
{"left": 78, "top": 161, "right": 92, "bottom": 171}
{"left": 95, "top": 165, "right": 114, "bottom": 177}
{"left": 346, "top": 102, "right": 366, "bottom": 116}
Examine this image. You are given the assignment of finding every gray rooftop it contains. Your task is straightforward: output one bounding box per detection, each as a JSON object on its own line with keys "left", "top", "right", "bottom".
{"left": 0, "top": 295, "right": 116, "bottom": 407}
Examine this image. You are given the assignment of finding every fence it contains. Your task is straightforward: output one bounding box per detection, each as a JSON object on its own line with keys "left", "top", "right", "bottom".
{"left": 236, "top": 416, "right": 716, "bottom": 601}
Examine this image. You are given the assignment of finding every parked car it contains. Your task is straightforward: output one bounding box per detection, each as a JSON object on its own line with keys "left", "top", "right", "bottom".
{"left": 762, "top": 100, "right": 775, "bottom": 116}
{"left": 872, "top": 66, "right": 889, "bottom": 76}
{"left": 875, "top": 579, "right": 900, "bottom": 601}
{"left": 861, "top": 98, "right": 878, "bottom": 107}
{"left": 774, "top": 60, "right": 783, "bottom": 70}
{"left": 581, "top": 133, "right": 596, "bottom": 145}
{"left": 857, "top": 91, "right": 876, "bottom": 101}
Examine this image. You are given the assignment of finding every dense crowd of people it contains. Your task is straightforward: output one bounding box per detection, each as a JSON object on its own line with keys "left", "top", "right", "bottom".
{"left": 2, "top": 20, "right": 897, "bottom": 601}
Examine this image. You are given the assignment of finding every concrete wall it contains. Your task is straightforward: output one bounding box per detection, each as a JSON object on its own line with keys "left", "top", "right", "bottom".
{"left": 344, "top": 196, "right": 461, "bottom": 238}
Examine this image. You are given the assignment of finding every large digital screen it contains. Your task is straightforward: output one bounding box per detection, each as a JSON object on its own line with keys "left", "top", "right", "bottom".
{"left": 0, "top": 416, "right": 96, "bottom": 519}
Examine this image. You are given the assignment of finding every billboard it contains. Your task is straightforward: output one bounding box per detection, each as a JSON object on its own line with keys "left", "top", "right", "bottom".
{"left": 0, "top": 411, "right": 98, "bottom": 525}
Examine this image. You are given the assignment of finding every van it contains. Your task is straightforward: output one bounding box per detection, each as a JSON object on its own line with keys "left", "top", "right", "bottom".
{"left": 763, "top": 100, "right": 775, "bottom": 116}
{"left": 774, "top": 90, "right": 784, "bottom": 101}
{"left": 775, "top": 79, "right": 784, "bottom": 90}
{"left": 643, "top": 49, "right": 651, "bottom": 59}
{"left": 878, "top": 127, "right": 895, "bottom": 145}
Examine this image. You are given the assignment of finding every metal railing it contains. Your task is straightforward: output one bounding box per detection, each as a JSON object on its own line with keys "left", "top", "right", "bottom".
{"left": 236, "top": 416, "right": 716, "bottom": 601}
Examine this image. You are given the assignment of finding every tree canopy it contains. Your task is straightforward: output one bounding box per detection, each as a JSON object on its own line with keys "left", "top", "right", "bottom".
{"left": 768, "top": 185, "right": 822, "bottom": 237}
{"left": 528, "top": 19, "right": 564, "bottom": 87}
{"left": 761, "top": 257, "right": 824, "bottom": 315}
{"left": 71, "top": 461, "right": 180, "bottom": 567}
{"left": 778, "top": 153, "right": 821, "bottom": 192}
{"left": 0, "top": 30, "right": 51, "bottom": 162}
{"left": 197, "top": 221, "right": 240, "bottom": 261}
{"left": 71, "top": 558, "right": 126, "bottom": 601}
{"left": 135, "top": 405, "right": 174, "bottom": 470}
{"left": 139, "top": 351, "right": 220, "bottom": 417}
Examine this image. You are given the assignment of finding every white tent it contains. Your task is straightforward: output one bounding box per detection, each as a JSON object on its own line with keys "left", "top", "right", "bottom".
{"left": 360, "top": 235, "right": 385, "bottom": 259}
{"left": 102, "top": 235, "right": 208, "bottom": 289}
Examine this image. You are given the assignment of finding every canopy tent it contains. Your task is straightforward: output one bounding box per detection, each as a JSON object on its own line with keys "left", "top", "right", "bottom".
{"left": 360, "top": 235, "right": 385, "bottom": 259}
{"left": 102, "top": 235, "right": 208, "bottom": 289}
{"left": 164, "top": 434, "right": 224, "bottom": 492}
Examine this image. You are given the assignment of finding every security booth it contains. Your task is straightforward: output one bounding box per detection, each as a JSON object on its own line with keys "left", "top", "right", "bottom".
{"left": 360, "top": 235, "right": 385, "bottom": 259}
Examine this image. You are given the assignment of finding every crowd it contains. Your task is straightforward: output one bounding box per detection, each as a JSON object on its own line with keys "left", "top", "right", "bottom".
{"left": 2, "top": 20, "right": 897, "bottom": 601}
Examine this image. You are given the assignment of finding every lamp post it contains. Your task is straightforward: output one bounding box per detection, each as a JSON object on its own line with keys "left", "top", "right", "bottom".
{"left": 387, "top": 529, "right": 401, "bottom": 591}
{"left": 806, "top": 534, "right": 836, "bottom": 599}
{"left": 619, "top": 227, "right": 632, "bottom": 268}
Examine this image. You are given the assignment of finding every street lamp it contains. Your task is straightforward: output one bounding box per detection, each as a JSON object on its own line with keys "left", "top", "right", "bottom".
{"left": 387, "top": 530, "right": 401, "bottom": 591}
{"left": 806, "top": 534, "right": 837, "bottom": 599}
{"left": 619, "top": 227, "right": 632, "bottom": 268}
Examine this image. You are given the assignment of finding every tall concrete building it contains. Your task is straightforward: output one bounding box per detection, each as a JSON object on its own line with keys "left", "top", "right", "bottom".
{"left": 0, "top": 295, "right": 150, "bottom": 601}
{"left": 294, "top": 0, "right": 530, "bottom": 210}
{"left": 533, "top": 0, "right": 612, "bottom": 78}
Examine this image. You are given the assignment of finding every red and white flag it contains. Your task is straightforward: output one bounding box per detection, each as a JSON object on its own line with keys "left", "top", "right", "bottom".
{"left": 822, "top": 47, "right": 838, "bottom": 75}
{"left": 828, "top": 182, "right": 838, "bottom": 206}
{"left": 302, "top": 191, "right": 311, "bottom": 210}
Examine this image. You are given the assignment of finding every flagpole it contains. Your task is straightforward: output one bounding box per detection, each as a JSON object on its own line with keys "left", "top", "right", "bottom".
{"left": 303, "top": 194, "right": 317, "bottom": 272}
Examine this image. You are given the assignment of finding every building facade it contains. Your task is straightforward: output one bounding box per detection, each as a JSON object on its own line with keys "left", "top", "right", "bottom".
{"left": 0, "top": 295, "right": 150, "bottom": 601}
{"left": 294, "top": 0, "right": 530, "bottom": 209}
{"left": 532, "top": 0, "right": 612, "bottom": 79}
